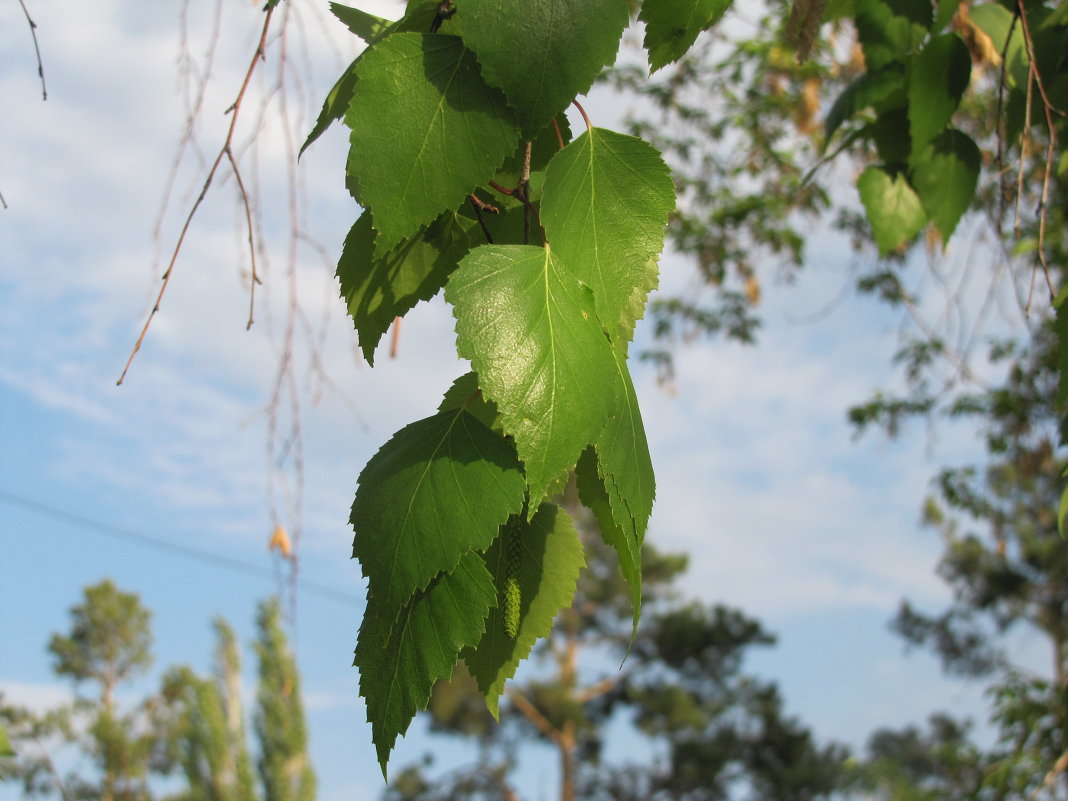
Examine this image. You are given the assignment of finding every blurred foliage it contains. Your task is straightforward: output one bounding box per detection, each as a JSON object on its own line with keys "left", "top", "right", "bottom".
{"left": 1, "top": 584, "right": 312, "bottom": 801}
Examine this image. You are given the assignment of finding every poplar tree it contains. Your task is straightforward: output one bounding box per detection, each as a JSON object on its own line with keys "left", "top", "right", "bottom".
{"left": 163, "top": 619, "right": 257, "bottom": 801}
{"left": 253, "top": 600, "right": 315, "bottom": 801}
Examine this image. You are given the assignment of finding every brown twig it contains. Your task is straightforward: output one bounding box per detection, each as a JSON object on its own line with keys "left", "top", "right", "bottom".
{"left": 16, "top": 0, "right": 46, "bottom": 101}
{"left": 469, "top": 193, "right": 501, "bottom": 214}
{"left": 572, "top": 99, "right": 593, "bottom": 131}
{"left": 152, "top": 0, "right": 223, "bottom": 277}
{"left": 551, "top": 116, "right": 565, "bottom": 149}
{"left": 389, "top": 316, "right": 402, "bottom": 358}
{"left": 117, "top": 5, "right": 277, "bottom": 385}
{"left": 993, "top": 11, "right": 1016, "bottom": 230}
{"left": 1015, "top": 0, "right": 1061, "bottom": 300}
{"left": 226, "top": 148, "right": 261, "bottom": 330}
{"left": 519, "top": 140, "right": 533, "bottom": 244}
{"left": 468, "top": 194, "right": 495, "bottom": 243}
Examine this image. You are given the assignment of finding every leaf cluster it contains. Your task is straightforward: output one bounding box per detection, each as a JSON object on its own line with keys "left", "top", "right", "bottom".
{"left": 299, "top": 0, "right": 760, "bottom": 774}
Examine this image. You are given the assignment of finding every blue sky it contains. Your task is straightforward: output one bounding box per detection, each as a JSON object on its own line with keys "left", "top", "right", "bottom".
{"left": 0, "top": 1, "right": 1040, "bottom": 799}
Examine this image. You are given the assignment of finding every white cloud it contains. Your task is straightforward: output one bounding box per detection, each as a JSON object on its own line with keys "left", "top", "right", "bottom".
{"left": 0, "top": 680, "right": 72, "bottom": 713}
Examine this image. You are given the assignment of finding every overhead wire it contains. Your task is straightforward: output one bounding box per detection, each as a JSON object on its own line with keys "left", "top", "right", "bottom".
{"left": 0, "top": 487, "right": 358, "bottom": 607}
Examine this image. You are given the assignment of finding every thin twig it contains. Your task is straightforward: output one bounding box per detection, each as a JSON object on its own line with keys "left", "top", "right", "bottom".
{"left": 572, "top": 99, "right": 593, "bottom": 131}
{"left": 551, "top": 116, "right": 565, "bottom": 149}
{"left": 0, "top": 190, "right": 7, "bottom": 209}
{"left": 1014, "top": 62, "right": 1033, "bottom": 238}
{"left": 1015, "top": 0, "right": 1061, "bottom": 300}
{"left": 468, "top": 195, "right": 494, "bottom": 243}
{"left": 117, "top": 6, "right": 277, "bottom": 385}
{"left": 519, "top": 140, "right": 533, "bottom": 245}
{"left": 993, "top": 11, "right": 1016, "bottom": 230}
{"left": 16, "top": 0, "right": 46, "bottom": 101}
{"left": 152, "top": 0, "right": 223, "bottom": 272}
{"left": 225, "top": 148, "right": 261, "bottom": 330}
{"left": 389, "top": 316, "right": 402, "bottom": 358}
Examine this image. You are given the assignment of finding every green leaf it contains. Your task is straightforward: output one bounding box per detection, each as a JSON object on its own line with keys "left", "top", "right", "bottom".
{"left": 355, "top": 552, "right": 495, "bottom": 776}
{"left": 595, "top": 344, "right": 655, "bottom": 541}
{"left": 329, "top": 2, "right": 392, "bottom": 42}
{"left": 346, "top": 33, "right": 519, "bottom": 253}
{"left": 909, "top": 129, "right": 980, "bottom": 242}
{"left": 908, "top": 33, "right": 971, "bottom": 151}
{"left": 445, "top": 244, "right": 620, "bottom": 509}
{"left": 301, "top": 58, "right": 360, "bottom": 158}
{"left": 0, "top": 721, "right": 13, "bottom": 758}
{"left": 437, "top": 371, "right": 502, "bottom": 433}
{"left": 857, "top": 165, "right": 926, "bottom": 254}
{"left": 541, "top": 128, "right": 675, "bottom": 344}
{"left": 351, "top": 407, "right": 526, "bottom": 622}
{"left": 337, "top": 210, "right": 477, "bottom": 365}
{"left": 868, "top": 108, "right": 911, "bottom": 164}
{"left": 456, "top": 0, "right": 629, "bottom": 133}
{"left": 969, "top": 4, "right": 1029, "bottom": 88}
{"left": 303, "top": 2, "right": 448, "bottom": 157}
{"left": 933, "top": 0, "right": 957, "bottom": 30}
{"left": 639, "top": 0, "right": 734, "bottom": 73}
{"left": 576, "top": 448, "right": 642, "bottom": 634}
{"left": 463, "top": 503, "right": 585, "bottom": 718}
{"left": 824, "top": 63, "right": 907, "bottom": 143}
{"left": 855, "top": 0, "right": 930, "bottom": 70}
{"left": 1055, "top": 286, "right": 1068, "bottom": 408}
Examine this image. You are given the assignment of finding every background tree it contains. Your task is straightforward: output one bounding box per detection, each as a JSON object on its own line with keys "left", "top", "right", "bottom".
{"left": 45, "top": 579, "right": 158, "bottom": 801}
{"left": 253, "top": 598, "right": 315, "bottom": 801}
{"left": 160, "top": 619, "right": 258, "bottom": 801}
{"left": 2, "top": 585, "right": 315, "bottom": 801}
{"left": 381, "top": 499, "right": 846, "bottom": 801}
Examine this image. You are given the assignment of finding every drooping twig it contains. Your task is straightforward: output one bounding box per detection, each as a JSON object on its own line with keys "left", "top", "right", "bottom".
{"left": 572, "top": 99, "right": 592, "bottom": 131}
{"left": 117, "top": 5, "right": 277, "bottom": 385}
{"left": 1015, "top": 0, "right": 1062, "bottom": 300}
{"left": 993, "top": 11, "right": 1017, "bottom": 231}
{"left": 16, "top": 0, "right": 46, "bottom": 101}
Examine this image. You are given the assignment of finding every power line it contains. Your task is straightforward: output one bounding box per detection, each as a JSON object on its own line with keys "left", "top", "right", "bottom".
{"left": 0, "top": 487, "right": 359, "bottom": 608}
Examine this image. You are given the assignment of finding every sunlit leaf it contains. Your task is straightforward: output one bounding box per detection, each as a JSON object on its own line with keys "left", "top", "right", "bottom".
{"left": 346, "top": 33, "right": 518, "bottom": 252}
{"left": 351, "top": 407, "right": 525, "bottom": 620}
{"left": 445, "top": 244, "right": 620, "bottom": 508}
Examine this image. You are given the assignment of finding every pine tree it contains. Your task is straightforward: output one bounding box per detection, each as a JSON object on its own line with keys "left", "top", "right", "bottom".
{"left": 46, "top": 579, "right": 157, "bottom": 801}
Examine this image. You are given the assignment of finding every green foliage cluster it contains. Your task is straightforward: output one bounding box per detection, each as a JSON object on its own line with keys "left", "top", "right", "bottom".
{"left": 303, "top": 0, "right": 719, "bottom": 774}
